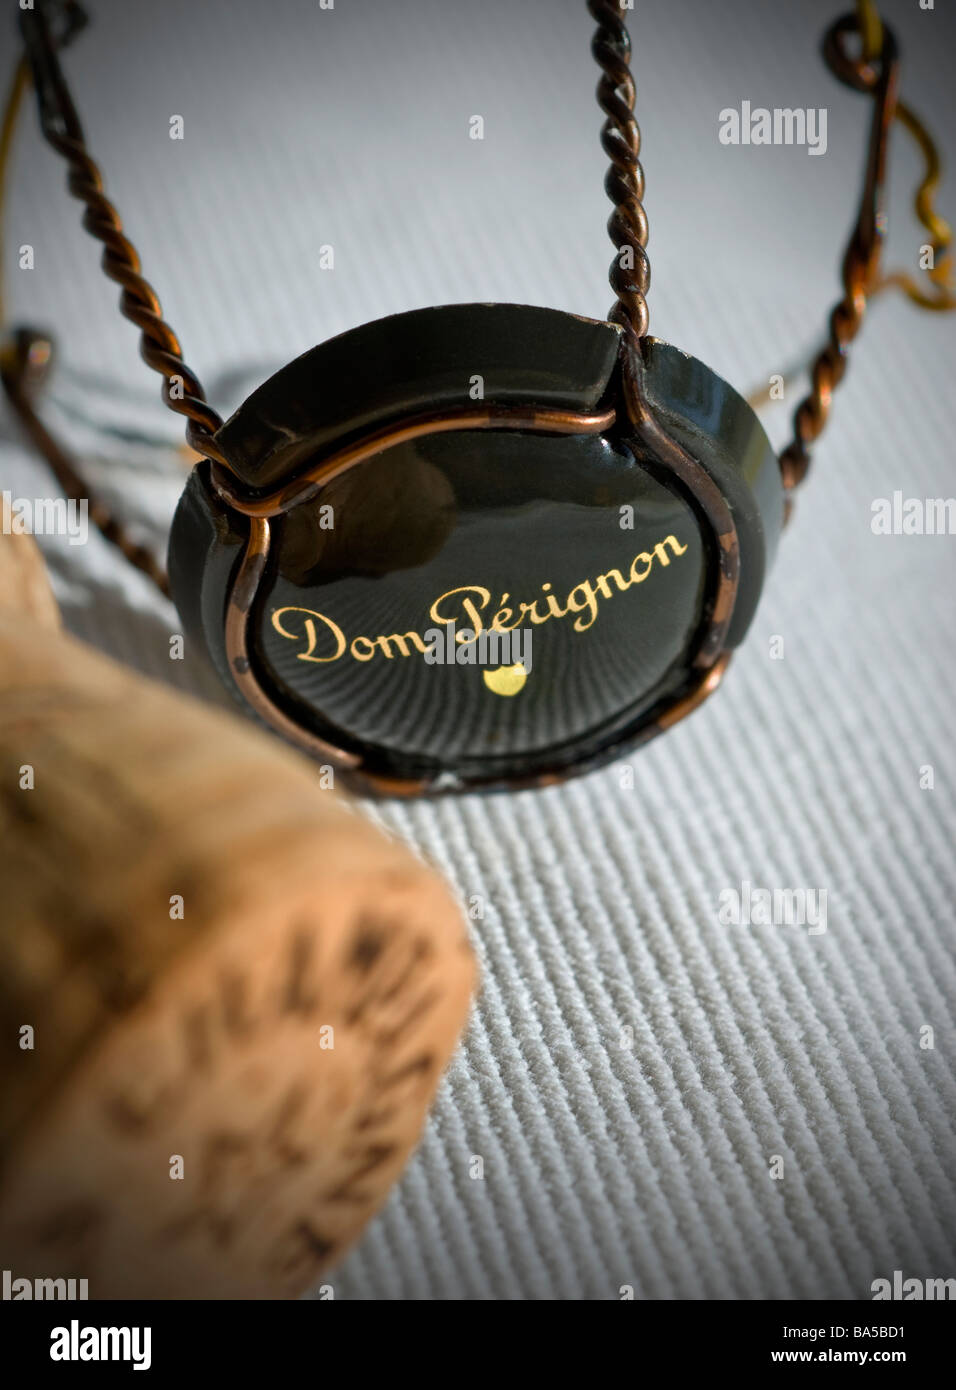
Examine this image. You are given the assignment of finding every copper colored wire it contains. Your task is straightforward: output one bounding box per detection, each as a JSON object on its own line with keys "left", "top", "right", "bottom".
{"left": 19, "top": 1, "right": 225, "bottom": 465}
{"left": 778, "top": 13, "right": 900, "bottom": 512}
{"left": 210, "top": 401, "right": 618, "bottom": 519}
{"left": 0, "top": 327, "right": 172, "bottom": 596}
{"left": 587, "top": 3, "right": 739, "bottom": 679}
{"left": 875, "top": 96, "right": 956, "bottom": 311}
{"left": 2, "top": 0, "right": 228, "bottom": 593}
{"left": 587, "top": 0, "right": 650, "bottom": 348}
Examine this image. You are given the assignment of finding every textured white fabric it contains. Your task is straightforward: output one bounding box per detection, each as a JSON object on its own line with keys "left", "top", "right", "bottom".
{"left": 2, "top": 0, "right": 954, "bottom": 1300}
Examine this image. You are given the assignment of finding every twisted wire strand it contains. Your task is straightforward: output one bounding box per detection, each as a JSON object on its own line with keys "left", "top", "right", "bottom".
{"left": 586, "top": 4, "right": 740, "bottom": 677}
{"left": 0, "top": 329, "right": 171, "bottom": 596}
{"left": 778, "top": 12, "right": 899, "bottom": 505}
{"left": 876, "top": 97, "right": 956, "bottom": 311}
{"left": 587, "top": 0, "right": 650, "bottom": 346}
{"left": 20, "top": 1, "right": 225, "bottom": 465}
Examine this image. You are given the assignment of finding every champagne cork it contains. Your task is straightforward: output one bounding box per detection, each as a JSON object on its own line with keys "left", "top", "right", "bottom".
{"left": 0, "top": 530, "right": 476, "bottom": 1299}
{"left": 0, "top": 517, "right": 60, "bottom": 632}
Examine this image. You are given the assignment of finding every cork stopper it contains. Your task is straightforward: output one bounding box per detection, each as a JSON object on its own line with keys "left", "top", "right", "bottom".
{"left": 0, "top": 529, "right": 475, "bottom": 1297}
